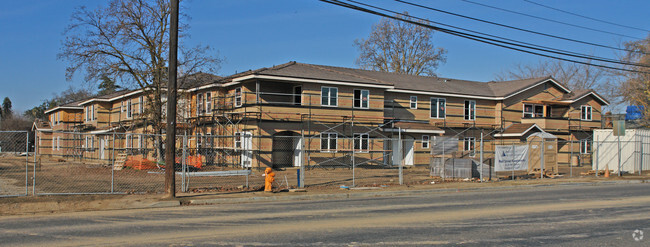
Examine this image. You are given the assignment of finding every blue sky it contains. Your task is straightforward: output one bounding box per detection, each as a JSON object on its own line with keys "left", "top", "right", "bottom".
{"left": 1, "top": 0, "right": 649, "bottom": 113}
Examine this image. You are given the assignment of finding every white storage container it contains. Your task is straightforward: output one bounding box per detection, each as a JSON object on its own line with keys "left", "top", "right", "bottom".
{"left": 593, "top": 129, "right": 650, "bottom": 173}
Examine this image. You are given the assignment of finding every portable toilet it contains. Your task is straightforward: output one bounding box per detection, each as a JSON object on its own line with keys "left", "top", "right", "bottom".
{"left": 527, "top": 132, "right": 558, "bottom": 175}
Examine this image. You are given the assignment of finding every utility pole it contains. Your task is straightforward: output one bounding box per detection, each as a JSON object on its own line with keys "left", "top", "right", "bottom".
{"left": 164, "top": 0, "right": 179, "bottom": 199}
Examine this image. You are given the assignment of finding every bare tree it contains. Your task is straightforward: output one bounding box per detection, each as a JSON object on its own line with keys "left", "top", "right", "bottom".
{"left": 496, "top": 59, "right": 607, "bottom": 91}
{"left": 616, "top": 35, "right": 650, "bottom": 123}
{"left": 354, "top": 12, "right": 446, "bottom": 76}
{"left": 59, "top": 0, "right": 221, "bottom": 161}
{"left": 25, "top": 86, "right": 93, "bottom": 121}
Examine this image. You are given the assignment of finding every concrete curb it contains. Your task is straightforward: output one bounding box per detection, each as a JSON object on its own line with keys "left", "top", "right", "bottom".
{"left": 186, "top": 179, "right": 649, "bottom": 206}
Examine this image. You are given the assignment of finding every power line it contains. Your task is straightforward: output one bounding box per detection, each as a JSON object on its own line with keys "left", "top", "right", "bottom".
{"left": 319, "top": 0, "right": 650, "bottom": 74}
{"left": 459, "top": 0, "right": 644, "bottom": 40}
{"left": 347, "top": 0, "right": 649, "bottom": 68}
{"left": 394, "top": 0, "right": 647, "bottom": 55}
{"left": 522, "top": 0, "right": 650, "bottom": 33}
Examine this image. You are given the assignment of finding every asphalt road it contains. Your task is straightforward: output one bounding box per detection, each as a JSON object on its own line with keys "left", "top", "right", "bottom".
{"left": 1, "top": 183, "right": 648, "bottom": 246}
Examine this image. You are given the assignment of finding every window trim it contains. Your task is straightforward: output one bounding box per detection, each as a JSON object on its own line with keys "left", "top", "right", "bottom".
{"left": 293, "top": 85, "right": 302, "bottom": 106}
{"left": 139, "top": 96, "right": 144, "bottom": 114}
{"left": 234, "top": 132, "right": 242, "bottom": 150}
{"left": 581, "top": 105, "right": 592, "bottom": 121}
{"left": 430, "top": 98, "right": 446, "bottom": 119}
{"left": 321, "top": 86, "right": 338, "bottom": 107}
{"left": 464, "top": 100, "right": 476, "bottom": 121}
{"left": 580, "top": 139, "right": 591, "bottom": 154}
{"left": 234, "top": 87, "right": 243, "bottom": 107}
{"left": 464, "top": 137, "right": 475, "bottom": 157}
{"left": 523, "top": 103, "right": 544, "bottom": 118}
{"left": 354, "top": 133, "right": 369, "bottom": 153}
{"left": 125, "top": 134, "right": 132, "bottom": 149}
{"left": 205, "top": 92, "right": 212, "bottom": 113}
{"left": 320, "top": 132, "right": 338, "bottom": 152}
{"left": 353, "top": 89, "right": 369, "bottom": 109}
{"left": 422, "top": 135, "right": 430, "bottom": 149}
{"left": 126, "top": 99, "right": 132, "bottom": 119}
{"left": 410, "top": 96, "right": 417, "bottom": 109}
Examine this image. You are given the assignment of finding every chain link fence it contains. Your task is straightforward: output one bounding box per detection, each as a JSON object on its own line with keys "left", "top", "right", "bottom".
{"left": 20, "top": 129, "right": 650, "bottom": 196}
{"left": 0, "top": 131, "right": 29, "bottom": 197}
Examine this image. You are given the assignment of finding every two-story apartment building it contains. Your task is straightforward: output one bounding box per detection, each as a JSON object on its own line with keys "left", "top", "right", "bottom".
{"left": 37, "top": 61, "right": 608, "bottom": 170}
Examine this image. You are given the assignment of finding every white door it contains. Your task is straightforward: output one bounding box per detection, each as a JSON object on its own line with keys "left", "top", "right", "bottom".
{"left": 293, "top": 137, "right": 302, "bottom": 167}
{"left": 99, "top": 137, "right": 106, "bottom": 160}
{"left": 392, "top": 138, "right": 401, "bottom": 166}
{"left": 404, "top": 137, "right": 414, "bottom": 166}
{"left": 240, "top": 132, "right": 253, "bottom": 168}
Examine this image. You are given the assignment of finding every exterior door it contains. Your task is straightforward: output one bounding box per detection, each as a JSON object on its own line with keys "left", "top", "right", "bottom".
{"left": 240, "top": 132, "right": 253, "bottom": 168}
{"left": 99, "top": 137, "right": 106, "bottom": 160}
{"left": 293, "top": 137, "right": 302, "bottom": 167}
{"left": 404, "top": 137, "right": 414, "bottom": 166}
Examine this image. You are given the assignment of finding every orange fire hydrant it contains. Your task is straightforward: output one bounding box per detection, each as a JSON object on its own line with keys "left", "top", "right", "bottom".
{"left": 263, "top": 167, "right": 275, "bottom": 192}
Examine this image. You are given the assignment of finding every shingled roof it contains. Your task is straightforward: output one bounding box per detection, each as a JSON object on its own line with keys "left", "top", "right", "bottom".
{"left": 222, "top": 62, "right": 571, "bottom": 98}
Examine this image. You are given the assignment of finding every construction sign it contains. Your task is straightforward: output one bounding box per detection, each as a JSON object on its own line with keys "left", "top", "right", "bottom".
{"left": 495, "top": 145, "right": 529, "bottom": 171}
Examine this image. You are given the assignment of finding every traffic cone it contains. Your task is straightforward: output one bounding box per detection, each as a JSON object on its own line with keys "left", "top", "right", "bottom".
{"left": 604, "top": 164, "right": 610, "bottom": 178}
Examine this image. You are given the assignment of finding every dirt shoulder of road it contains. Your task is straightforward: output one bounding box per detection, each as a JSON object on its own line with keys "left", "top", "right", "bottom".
{"left": 1, "top": 175, "right": 648, "bottom": 216}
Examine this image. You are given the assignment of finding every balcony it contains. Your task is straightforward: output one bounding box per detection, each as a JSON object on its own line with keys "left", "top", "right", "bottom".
{"left": 521, "top": 117, "right": 569, "bottom": 131}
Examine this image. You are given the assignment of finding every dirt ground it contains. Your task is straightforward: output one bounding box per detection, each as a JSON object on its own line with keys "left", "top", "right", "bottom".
{"left": 0, "top": 154, "right": 645, "bottom": 195}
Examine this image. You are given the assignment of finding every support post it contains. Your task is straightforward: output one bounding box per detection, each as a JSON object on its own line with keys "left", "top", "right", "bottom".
{"left": 111, "top": 132, "right": 115, "bottom": 193}
{"left": 617, "top": 135, "right": 622, "bottom": 176}
{"left": 164, "top": 0, "right": 179, "bottom": 198}
{"left": 398, "top": 127, "right": 403, "bottom": 185}
{"left": 478, "top": 130, "right": 483, "bottom": 183}
{"left": 539, "top": 138, "right": 546, "bottom": 179}
{"left": 25, "top": 131, "right": 29, "bottom": 196}
{"left": 182, "top": 133, "right": 187, "bottom": 192}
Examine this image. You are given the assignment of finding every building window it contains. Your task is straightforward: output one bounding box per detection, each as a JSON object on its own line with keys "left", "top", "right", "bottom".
{"left": 320, "top": 132, "right": 337, "bottom": 151}
{"left": 430, "top": 98, "right": 446, "bottom": 119}
{"left": 580, "top": 139, "right": 591, "bottom": 154}
{"left": 52, "top": 137, "right": 55, "bottom": 151}
{"left": 422, "top": 135, "right": 429, "bottom": 149}
{"left": 139, "top": 96, "right": 144, "bottom": 114}
{"left": 137, "top": 135, "right": 142, "bottom": 149}
{"left": 321, "top": 86, "right": 338, "bottom": 107}
{"left": 91, "top": 105, "right": 95, "bottom": 120}
{"left": 85, "top": 106, "right": 89, "bottom": 122}
{"left": 293, "top": 86, "right": 302, "bottom": 105}
{"left": 581, "top": 105, "right": 592, "bottom": 120}
{"left": 205, "top": 92, "right": 212, "bottom": 113}
{"left": 235, "top": 87, "right": 242, "bottom": 107}
{"left": 127, "top": 99, "right": 132, "bottom": 119}
{"left": 523, "top": 104, "right": 544, "bottom": 118}
{"left": 85, "top": 136, "right": 90, "bottom": 149}
{"left": 121, "top": 101, "right": 125, "bottom": 113}
{"left": 353, "top": 89, "right": 369, "bottom": 109}
{"left": 197, "top": 93, "right": 204, "bottom": 115}
{"left": 464, "top": 100, "right": 476, "bottom": 120}
{"left": 234, "top": 132, "right": 242, "bottom": 149}
{"left": 354, "top": 133, "right": 369, "bottom": 153}
{"left": 57, "top": 137, "right": 61, "bottom": 151}
{"left": 410, "top": 96, "right": 417, "bottom": 109}
{"left": 464, "top": 137, "right": 475, "bottom": 157}
{"left": 125, "top": 134, "right": 132, "bottom": 148}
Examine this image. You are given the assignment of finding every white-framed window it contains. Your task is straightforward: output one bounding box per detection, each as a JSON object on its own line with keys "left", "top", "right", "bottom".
{"left": 52, "top": 137, "right": 55, "bottom": 151}
{"left": 354, "top": 133, "right": 369, "bottom": 153}
{"left": 125, "top": 134, "right": 132, "bottom": 148}
{"left": 464, "top": 137, "right": 475, "bottom": 157}
{"left": 321, "top": 86, "right": 338, "bottom": 107}
{"left": 139, "top": 96, "right": 144, "bottom": 114}
{"left": 293, "top": 86, "right": 302, "bottom": 105}
{"left": 85, "top": 106, "right": 89, "bottom": 122}
{"left": 581, "top": 105, "right": 592, "bottom": 121}
{"left": 410, "top": 96, "right": 417, "bottom": 109}
{"left": 523, "top": 104, "right": 544, "bottom": 118}
{"left": 121, "top": 101, "right": 125, "bottom": 113}
{"left": 136, "top": 135, "right": 142, "bottom": 149}
{"left": 57, "top": 137, "right": 61, "bottom": 151}
{"left": 580, "top": 139, "right": 591, "bottom": 154}
{"left": 235, "top": 87, "right": 242, "bottom": 107}
{"left": 353, "top": 89, "right": 369, "bottom": 109}
{"left": 205, "top": 92, "right": 212, "bottom": 113}
{"left": 320, "top": 132, "right": 337, "bottom": 151}
{"left": 85, "top": 136, "right": 90, "bottom": 149}
{"left": 422, "top": 135, "right": 429, "bottom": 149}
{"left": 234, "top": 132, "right": 242, "bottom": 149}
{"left": 464, "top": 100, "right": 476, "bottom": 120}
{"left": 430, "top": 98, "right": 446, "bottom": 119}
{"left": 50, "top": 114, "right": 54, "bottom": 125}
{"left": 196, "top": 93, "right": 204, "bottom": 115}
{"left": 126, "top": 99, "right": 132, "bottom": 119}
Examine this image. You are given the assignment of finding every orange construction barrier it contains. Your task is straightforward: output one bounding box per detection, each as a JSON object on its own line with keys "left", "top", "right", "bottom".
{"left": 124, "top": 155, "right": 158, "bottom": 170}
